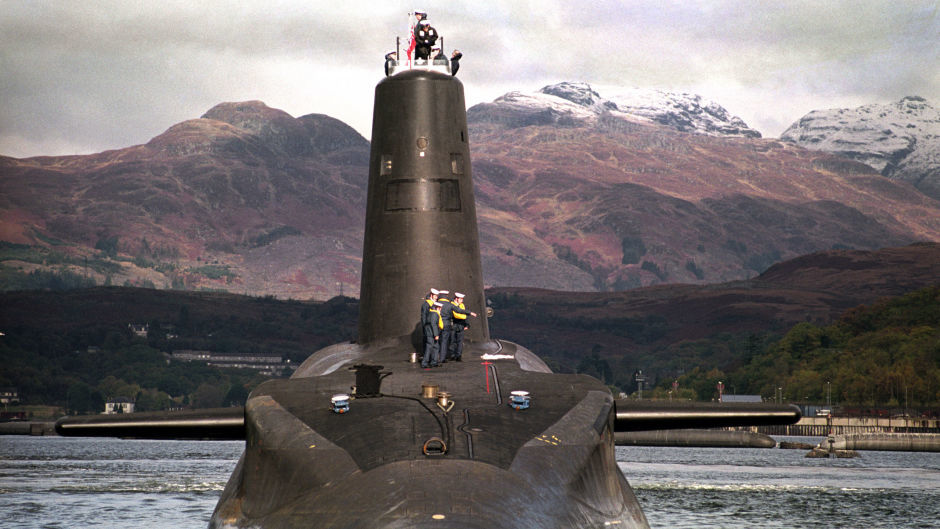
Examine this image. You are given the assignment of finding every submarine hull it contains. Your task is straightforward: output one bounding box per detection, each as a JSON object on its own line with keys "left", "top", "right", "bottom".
{"left": 211, "top": 69, "right": 648, "bottom": 528}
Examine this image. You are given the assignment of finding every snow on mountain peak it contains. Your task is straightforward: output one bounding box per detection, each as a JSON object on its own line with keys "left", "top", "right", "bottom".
{"left": 780, "top": 96, "right": 940, "bottom": 199}
{"left": 472, "top": 82, "right": 761, "bottom": 139}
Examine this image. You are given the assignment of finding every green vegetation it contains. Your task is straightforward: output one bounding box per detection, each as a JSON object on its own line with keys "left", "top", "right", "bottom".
{"left": 642, "top": 286, "right": 940, "bottom": 405}
{"left": 620, "top": 236, "right": 646, "bottom": 265}
{"left": 640, "top": 260, "right": 667, "bottom": 281}
{"left": 1, "top": 284, "right": 937, "bottom": 412}
{"left": 0, "top": 267, "right": 96, "bottom": 291}
{"left": 685, "top": 259, "right": 705, "bottom": 280}
{"left": 0, "top": 287, "right": 358, "bottom": 414}
{"left": 488, "top": 285, "right": 939, "bottom": 406}
{"left": 721, "top": 286, "right": 940, "bottom": 406}
{"left": 0, "top": 243, "right": 126, "bottom": 290}
{"left": 192, "top": 265, "right": 236, "bottom": 281}
{"left": 250, "top": 226, "right": 302, "bottom": 248}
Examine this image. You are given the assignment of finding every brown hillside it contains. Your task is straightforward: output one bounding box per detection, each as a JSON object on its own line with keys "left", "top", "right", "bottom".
{"left": 469, "top": 116, "right": 940, "bottom": 290}
{"left": 2, "top": 100, "right": 939, "bottom": 298}
{"left": 486, "top": 243, "right": 940, "bottom": 368}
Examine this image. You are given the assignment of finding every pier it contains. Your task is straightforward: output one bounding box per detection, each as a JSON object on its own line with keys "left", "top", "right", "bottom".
{"left": 755, "top": 415, "right": 939, "bottom": 436}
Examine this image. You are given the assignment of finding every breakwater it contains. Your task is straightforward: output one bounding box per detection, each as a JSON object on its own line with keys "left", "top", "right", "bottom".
{"left": 757, "top": 415, "right": 939, "bottom": 436}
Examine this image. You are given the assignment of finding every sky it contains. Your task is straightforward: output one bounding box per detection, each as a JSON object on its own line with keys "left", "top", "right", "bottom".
{"left": 1, "top": 1, "right": 937, "bottom": 158}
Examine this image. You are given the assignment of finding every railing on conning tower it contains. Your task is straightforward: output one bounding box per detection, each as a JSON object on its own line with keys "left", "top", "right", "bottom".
{"left": 386, "top": 35, "right": 453, "bottom": 76}
{"left": 385, "top": 12, "right": 461, "bottom": 76}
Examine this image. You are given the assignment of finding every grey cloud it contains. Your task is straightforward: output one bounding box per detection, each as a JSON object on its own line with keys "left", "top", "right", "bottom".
{"left": 1, "top": 1, "right": 937, "bottom": 157}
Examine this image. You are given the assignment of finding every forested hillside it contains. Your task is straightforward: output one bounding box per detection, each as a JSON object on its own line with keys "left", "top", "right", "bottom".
{"left": 665, "top": 286, "right": 940, "bottom": 406}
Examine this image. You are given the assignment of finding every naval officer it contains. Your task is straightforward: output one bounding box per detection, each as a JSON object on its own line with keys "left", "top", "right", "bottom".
{"left": 448, "top": 292, "right": 477, "bottom": 361}
{"left": 413, "top": 19, "right": 438, "bottom": 61}
{"left": 438, "top": 290, "right": 476, "bottom": 363}
{"left": 426, "top": 302, "right": 444, "bottom": 367}
{"left": 420, "top": 288, "right": 439, "bottom": 368}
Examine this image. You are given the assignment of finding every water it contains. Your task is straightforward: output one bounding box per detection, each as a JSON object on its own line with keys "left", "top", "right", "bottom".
{"left": 1, "top": 435, "right": 938, "bottom": 528}
{"left": 620, "top": 437, "right": 940, "bottom": 528}
{"left": 0, "top": 436, "right": 242, "bottom": 528}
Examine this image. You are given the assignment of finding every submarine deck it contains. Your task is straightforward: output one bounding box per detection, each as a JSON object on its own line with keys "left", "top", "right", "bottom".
{"left": 250, "top": 337, "right": 614, "bottom": 471}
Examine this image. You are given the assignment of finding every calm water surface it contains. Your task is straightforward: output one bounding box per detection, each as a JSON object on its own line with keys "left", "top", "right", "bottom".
{"left": 619, "top": 437, "right": 940, "bottom": 528}
{"left": 1, "top": 435, "right": 938, "bottom": 528}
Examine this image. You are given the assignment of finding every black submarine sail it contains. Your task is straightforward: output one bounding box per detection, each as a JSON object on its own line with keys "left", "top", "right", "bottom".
{"left": 55, "top": 16, "right": 800, "bottom": 529}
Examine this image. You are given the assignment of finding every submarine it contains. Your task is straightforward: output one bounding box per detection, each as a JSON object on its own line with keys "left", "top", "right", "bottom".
{"left": 57, "top": 19, "right": 801, "bottom": 529}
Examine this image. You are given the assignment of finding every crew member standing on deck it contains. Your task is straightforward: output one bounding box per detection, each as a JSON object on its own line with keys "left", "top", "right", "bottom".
{"left": 448, "top": 292, "right": 477, "bottom": 361}
{"left": 427, "top": 302, "right": 444, "bottom": 367}
{"left": 420, "top": 288, "right": 439, "bottom": 368}
{"left": 435, "top": 290, "right": 452, "bottom": 364}
{"left": 438, "top": 290, "right": 476, "bottom": 364}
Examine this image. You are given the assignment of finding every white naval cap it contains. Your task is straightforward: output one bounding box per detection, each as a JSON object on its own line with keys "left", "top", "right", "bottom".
{"left": 455, "top": 292, "right": 465, "bottom": 298}
{"left": 430, "top": 288, "right": 439, "bottom": 295}
{"left": 438, "top": 290, "right": 449, "bottom": 295}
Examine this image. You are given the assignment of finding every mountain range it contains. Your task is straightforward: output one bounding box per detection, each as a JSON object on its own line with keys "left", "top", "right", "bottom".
{"left": 781, "top": 96, "right": 939, "bottom": 200}
{"left": 2, "top": 85, "right": 938, "bottom": 298}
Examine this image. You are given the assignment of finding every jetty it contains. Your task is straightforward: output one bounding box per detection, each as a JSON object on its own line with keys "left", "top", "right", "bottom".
{"left": 821, "top": 433, "right": 940, "bottom": 452}
{"left": 759, "top": 415, "right": 939, "bottom": 436}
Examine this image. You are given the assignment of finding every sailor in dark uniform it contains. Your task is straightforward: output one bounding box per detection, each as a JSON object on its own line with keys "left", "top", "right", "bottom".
{"left": 438, "top": 290, "right": 476, "bottom": 363}
{"left": 384, "top": 51, "right": 398, "bottom": 76}
{"left": 427, "top": 302, "right": 444, "bottom": 367}
{"left": 420, "top": 288, "right": 439, "bottom": 368}
{"left": 450, "top": 49, "right": 462, "bottom": 76}
{"left": 413, "top": 19, "right": 438, "bottom": 61}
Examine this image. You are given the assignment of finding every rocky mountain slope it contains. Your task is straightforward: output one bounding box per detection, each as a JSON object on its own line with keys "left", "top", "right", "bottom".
{"left": 2, "top": 87, "right": 939, "bottom": 298}
{"left": 781, "top": 96, "right": 940, "bottom": 199}
{"left": 1, "top": 101, "right": 369, "bottom": 299}
{"left": 468, "top": 84, "right": 940, "bottom": 291}
{"left": 469, "top": 82, "right": 762, "bottom": 138}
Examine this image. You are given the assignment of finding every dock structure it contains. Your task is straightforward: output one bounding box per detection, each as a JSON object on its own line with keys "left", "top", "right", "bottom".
{"left": 756, "top": 415, "right": 939, "bottom": 436}
{"left": 823, "top": 433, "right": 940, "bottom": 452}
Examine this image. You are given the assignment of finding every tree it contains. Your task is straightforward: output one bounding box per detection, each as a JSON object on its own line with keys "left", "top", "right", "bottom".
{"left": 224, "top": 384, "right": 250, "bottom": 407}
{"left": 67, "top": 381, "right": 105, "bottom": 414}
{"left": 192, "top": 382, "right": 225, "bottom": 408}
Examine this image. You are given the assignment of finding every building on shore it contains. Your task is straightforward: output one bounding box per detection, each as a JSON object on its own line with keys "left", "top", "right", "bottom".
{"left": 104, "top": 397, "right": 135, "bottom": 414}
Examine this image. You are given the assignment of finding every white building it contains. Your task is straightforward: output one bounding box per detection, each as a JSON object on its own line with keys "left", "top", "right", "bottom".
{"left": 104, "top": 397, "right": 135, "bottom": 414}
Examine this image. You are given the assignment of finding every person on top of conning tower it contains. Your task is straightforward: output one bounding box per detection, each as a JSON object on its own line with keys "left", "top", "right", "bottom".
{"left": 450, "top": 49, "right": 462, "bottom": 76}
{"left": 405, "top": 10, "right": 427, "bottom": 63}
{"left": 413, "top": 19, "right": 438, "bottom": 61}
{"left": 384, "top": 51, "right": 398, "bottom": 76}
